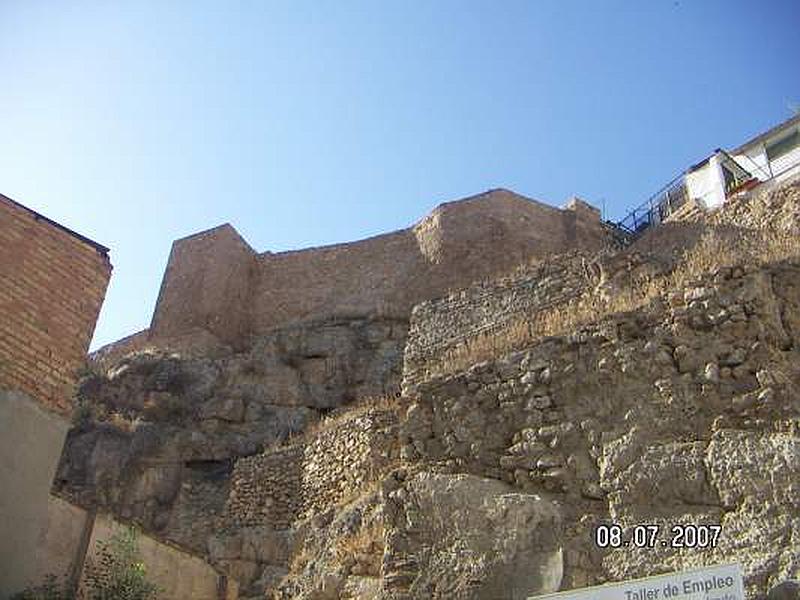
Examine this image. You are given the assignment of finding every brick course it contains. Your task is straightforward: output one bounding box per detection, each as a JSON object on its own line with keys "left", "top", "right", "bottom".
{"left": 0, "top": 195, "right": 112, "bottom": 415}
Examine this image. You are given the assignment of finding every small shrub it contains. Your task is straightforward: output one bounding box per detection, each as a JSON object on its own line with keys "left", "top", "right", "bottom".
{"left": 289, "top": 544, "right": 312, "bottom": 574}
{"left": 75, "top": 361, "right": 104, "bottom": 381}
{"left": 83, "top": 527, "right": 159, "bottom": 600}
{"left": 71, "top": 401, "right": 93, "bottom": 428}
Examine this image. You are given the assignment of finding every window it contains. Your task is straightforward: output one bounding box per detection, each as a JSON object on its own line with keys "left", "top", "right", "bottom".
{"left": 766, "top": 128, "right": 800, "bottom": 161}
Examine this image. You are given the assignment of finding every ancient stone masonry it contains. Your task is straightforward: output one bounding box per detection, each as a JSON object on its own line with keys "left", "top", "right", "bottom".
{"left": 226, "top": 445, "right": 303, "bottom": 530}
{"left": 54, "top": 179, "right": 800, "bottom": 599}
{"left": 397, "top": 260, "right": 800, "bottom": 596}
{"left": 0, "top": 194, "right": 112, "bottom": 415}
{"left": 225, "top": 408, "right": 398, "bottom": 530}
{"left": 103, "top": 189, "right": 606, "bottom": 357}
{"left": 404, "top": 250, "right": 606, "bottom": 384}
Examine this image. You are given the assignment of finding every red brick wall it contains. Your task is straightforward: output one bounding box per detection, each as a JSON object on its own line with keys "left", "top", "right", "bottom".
{"left": 0, "top": 196, "right": 112, "bottom": 415}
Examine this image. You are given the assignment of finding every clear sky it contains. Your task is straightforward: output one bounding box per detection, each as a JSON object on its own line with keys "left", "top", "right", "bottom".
{"left": 1, "top": 1, "right": 798, "bottom": 350}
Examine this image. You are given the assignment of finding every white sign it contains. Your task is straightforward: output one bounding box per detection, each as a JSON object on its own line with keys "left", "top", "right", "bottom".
{"left": 530, "top": 563, "right": 744, "bottom": 600}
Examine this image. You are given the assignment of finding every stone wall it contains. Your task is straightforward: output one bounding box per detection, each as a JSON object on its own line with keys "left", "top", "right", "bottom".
{"left": 225, "top": 408, "right": 398, "bottom": 529}
{"left": 397, "top": 261, "right": 800, "bottom": 596}
{"left": 301, "top": 408, "right": 397, "bottom": 518}
{"left": 150, "top": 224, "right": 256, "bottom": 348}
{"left": 140, "top": 190, "right": 606, "bottom": 351}
{"left": 403, "top": 250, "right": 601, "bottom": 384}
{"left": 226, "top": 445, "right": 303, "bottom": 530}
{"left": 0, "top": 194, "right": 112, "bottom": 415}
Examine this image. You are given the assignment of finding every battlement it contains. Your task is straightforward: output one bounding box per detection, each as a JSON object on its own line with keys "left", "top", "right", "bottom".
{"left": 122, "top": 189, "right": 607, "bottom": 353}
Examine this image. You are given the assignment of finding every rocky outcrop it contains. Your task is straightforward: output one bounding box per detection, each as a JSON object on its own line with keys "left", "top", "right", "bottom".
{"left": 382, "top": 472, "right": 563, "bottom": 600}
{"left": 59, "top": 179, "right": 800, "bottom": 599}
{"left": 55, "top": 316, "right": 405, "bottom": 552}
{"left": 399, "top": 259, "right": 800, "bottom": 596}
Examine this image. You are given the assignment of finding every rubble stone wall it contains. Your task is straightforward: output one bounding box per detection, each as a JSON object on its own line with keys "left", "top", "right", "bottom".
{"left": 397, "top": 261, "right": 800, "bottom": 596}
{"left": 403, "top": 251, "right": 600, "bottom": 384}
{"left": 225, "top": 409, "right": 398, "bottom": 529}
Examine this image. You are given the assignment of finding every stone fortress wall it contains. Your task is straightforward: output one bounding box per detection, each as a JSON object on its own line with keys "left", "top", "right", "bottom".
{"left": 403, "top": 250, "right": 603, "bottom": 384}
{"left": 57, "top": 179, "right": 800, "bottom": 598}
{"left": 392, "top": 260, "right": 800, "bottom": 594}
{"left": 106, "top": 189, "right": 607, "bottom": 356}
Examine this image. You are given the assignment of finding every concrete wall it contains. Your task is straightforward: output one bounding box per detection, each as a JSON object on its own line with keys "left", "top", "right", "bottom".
{"left": 33, "top": 495, "right": 92, "bottom": 586}
{"left": 0, "top": 194, "right": 112, "bottom": 415}
{"left": 733, "top": 145, "right": 774, "bottom": 182}
{"left": 82, "top": 513, "right": 224, "bottom": 600}
{"left": 144, "top": 190, "right": 607, "bottom": 349}
{"left": 733, "top": 122, "right": 800, "bottom": 183}
{"left": 0, "top": 391, "right": 70, "bottom": 596}
{"left": 686, "top": 158, "right": 725, "bottom": 210}
{"left": 21, "top": 494, "right": 229, "bottom": 600}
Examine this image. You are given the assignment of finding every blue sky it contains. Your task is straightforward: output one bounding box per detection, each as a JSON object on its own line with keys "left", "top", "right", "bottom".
{"left": 1, "top": 1, "right": 798, "bottom": 350}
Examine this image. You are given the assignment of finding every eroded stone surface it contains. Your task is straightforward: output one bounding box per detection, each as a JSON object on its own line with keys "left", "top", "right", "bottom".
{"left": 382, "top": 472, "right": 563, "bottom": 600}
{"left": 59, "top": 180, "right": 800, "bottom": 598}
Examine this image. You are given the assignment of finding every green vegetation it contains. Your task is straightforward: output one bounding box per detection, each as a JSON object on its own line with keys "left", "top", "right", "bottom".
{"left": 12, "top": 527, "right": 159, "bottom": 600}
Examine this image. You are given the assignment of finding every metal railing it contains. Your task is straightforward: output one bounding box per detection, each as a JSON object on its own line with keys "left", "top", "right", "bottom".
{"left": 615, "top": 172, "right": 689, "bottom": 235}
{"left": 611, "top": 134, "right": 800, "bottom": 241}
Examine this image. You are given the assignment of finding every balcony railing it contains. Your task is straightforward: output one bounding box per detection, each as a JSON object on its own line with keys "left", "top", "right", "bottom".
{"left": 615, "top": 173, "right": 689, "bottom": 235}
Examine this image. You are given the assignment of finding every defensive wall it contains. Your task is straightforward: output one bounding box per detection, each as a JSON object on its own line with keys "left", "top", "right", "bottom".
{"left": 0, "top": 193, "right": 112, "bottom": 597}
{"left": 395, "top": 261, "right": 800, "bottom": 593}
{"left": 403, "top": 250, "right": 601, "bottom": 385}
{"left": 104, "top": 189, "right": 606, "bottom": 356}
{"left": 224, "top": 408, "right": 398, "bottom": 530}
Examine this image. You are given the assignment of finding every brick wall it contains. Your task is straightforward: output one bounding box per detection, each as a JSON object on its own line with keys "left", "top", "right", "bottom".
{"left": 144, "top": 190, "right": 608, "bottom": 349}
{"left": 0, "top": 195, "right": 112, "bottom": 415}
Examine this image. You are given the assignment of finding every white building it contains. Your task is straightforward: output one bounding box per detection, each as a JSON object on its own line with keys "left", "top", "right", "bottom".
{"left": 731, "top": 113, "right": 800, "bottom": 184}
{"left": 619, "top": 113, "right": 800, "bottom": 233}
{"left": 693, "top": 112, "right": 800, "bottom": 210}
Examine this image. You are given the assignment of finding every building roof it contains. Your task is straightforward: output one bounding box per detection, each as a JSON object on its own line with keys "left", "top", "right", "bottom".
{"left": 731, "top": 112, "right": 800, "bottom": 155}
{"left": 1, "top": 193, "right": 110, "bottom": 256}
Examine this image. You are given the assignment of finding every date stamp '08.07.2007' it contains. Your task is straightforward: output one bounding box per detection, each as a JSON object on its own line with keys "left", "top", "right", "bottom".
{"left": 594, "top": 523, "right": 722, "bottom": 549}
